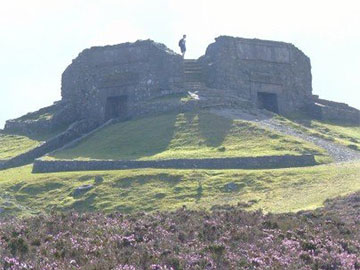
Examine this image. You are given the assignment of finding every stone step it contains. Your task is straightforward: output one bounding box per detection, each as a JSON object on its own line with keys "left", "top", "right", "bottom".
{"left": 184, "top": 70, "right": 202, "bottom": 73}
{"left": 184, "top": 81, "right": 204, "bottom": 85}
{"left": 183, "top": 59, "right": 197, "bottom": 63}
{"left": 185, "top": 78, "right": 204, "bottom": 83}
{"left": 184, "top": 85, "right": 205, "bottom": 89}
{"left": 184, "top": 72, "right": 203, "bottom": 78}
{"left": 183, "top": 62, "right": 201, "bottom": 68}
{"left": 183, "top": 62, "right": 200, "bottom": 65}
{"left": 184, "top": 68, "right": 202, "bottom": 73}
{"left": 184, "top": 82, "right": 204, "bottom": 85}
{"left": 184, "top": 70, "right": 202, "bottom": 74}
{"left": 184, "top": 82, "right": 205, "bottom": 87}
{"left": 184, "top": 63, "right": 201, "bottom": 67}
{"left": 183, "top": 59, "right": 203, "bottom": 85}
{"left": 184, "top": 67, "right": 202, "bottom": 71}
{"left": 184, "top": 82, "right": 206, "bottom": 90}
{"left": 184, "top": 76, "right": 203, "bottom": 81}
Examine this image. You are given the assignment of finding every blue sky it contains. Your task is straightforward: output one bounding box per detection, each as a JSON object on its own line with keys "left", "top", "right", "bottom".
{"left": 1, "top": 0, "right": 359, "bottom": 128}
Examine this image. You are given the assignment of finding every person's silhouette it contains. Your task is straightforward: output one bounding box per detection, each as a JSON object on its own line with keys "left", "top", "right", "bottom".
{"left": 178, "top": 35, "right": 187, "bottom": 58}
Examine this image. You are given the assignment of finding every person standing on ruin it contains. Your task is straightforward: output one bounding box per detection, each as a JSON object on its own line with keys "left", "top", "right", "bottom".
{"left": 178, "top": 35, "right": 187, "bottom": 58}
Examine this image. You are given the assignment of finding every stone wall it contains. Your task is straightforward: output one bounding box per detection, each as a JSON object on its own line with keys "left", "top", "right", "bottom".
{"left": 32, "top": 155, "right": 316, "bottom": 173}
{"left": 4, "top": 36, "right": 357, "bottom": 152}
{"left": 0, "top": 160, "right": 7, "bottom": 169}
{"left": 199, "top": 36, "right": 313, "bottom": 115}
{"left": 61, "top": 36, "right": 314, "bottom": 124}
{"left": 61, "top": 40, "right": 184, "bottom": 124}
{"left": 0, "top": 120, "right": 98, "bottom": 170}
{"left": 4, "top": 101, "right": 78, "bottom": 136}
{"left": 309, "top": 97, "right": 360, "bottom": 124}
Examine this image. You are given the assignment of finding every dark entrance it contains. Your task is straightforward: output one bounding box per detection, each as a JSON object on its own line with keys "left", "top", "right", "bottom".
{"left": 105, "top": 95, "right": 128, "bottom": 121}
{"left": 257, "top": 92, "right": 279, "bottom": 113}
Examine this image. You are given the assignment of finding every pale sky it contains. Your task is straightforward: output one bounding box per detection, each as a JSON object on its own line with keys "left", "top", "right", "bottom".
{"left": 1, "top": 0, "right": 359, "bottom": 128}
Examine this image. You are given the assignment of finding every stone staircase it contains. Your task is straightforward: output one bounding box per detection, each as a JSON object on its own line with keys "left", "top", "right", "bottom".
{"left": 183, "top": 59, "right": 205, "bottom": 91}
{"left": 182, "top": 59, "right": 252, "bottom": 109}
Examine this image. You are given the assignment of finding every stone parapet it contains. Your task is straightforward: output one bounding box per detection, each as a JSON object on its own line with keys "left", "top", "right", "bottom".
{"left": 308, "top": 98, "right": 360, "bottom": 124}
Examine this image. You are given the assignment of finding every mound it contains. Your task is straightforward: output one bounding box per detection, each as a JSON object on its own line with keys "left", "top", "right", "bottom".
{"left": 0, "top": 133, "right": 40, "bottom": 160}
{"left": 48, "top": 111, "right": 326, "bottom": 161}
{"left": 1, "top": 161, "right": 360, "bottom": 216}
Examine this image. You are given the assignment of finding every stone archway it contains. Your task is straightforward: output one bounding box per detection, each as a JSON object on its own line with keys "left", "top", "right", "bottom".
{"left": 105, "top": 95, "right": 128, "bottom": 121}
{"left": 257, "top": 92, "right": 279, "bottom": 113}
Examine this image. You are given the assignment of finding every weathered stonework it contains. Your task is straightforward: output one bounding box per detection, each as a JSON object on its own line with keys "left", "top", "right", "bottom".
{"left": 309, "top": 96, "right": 360, "bottom": 124}
{"left": 59, "top": 36, "right": 316, "bottom": 123}
{"left": 4, "top": 101, "right": 78, "bottom": 137}
{"left": 32, "top": 154, "right": 316, "bottom": 173}
{"left": 199, "top": 36, "right": 313, "bottom": 115}
{"left": 4, "top": 36, "right": 359, "bottom": 136}
{"left": 61, "top": 39, "right": 184, "bottom": 124}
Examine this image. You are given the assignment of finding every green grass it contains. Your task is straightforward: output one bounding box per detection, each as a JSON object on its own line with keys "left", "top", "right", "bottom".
{"left": 2, "top": 109, "right": 359, "bottom": 218}
{"left": 310, "top": 121, "right": 360, "bottom": 149}
{"left": 0, "top": 133, "right": 40, "bottom": 160}
{"left": 277, "top": 115, "right": 360, "bottom": 150}
{"left": 50, "top": 111, "right": 327, "bottom": 160}
{"left": 0, "top": 162, "right": 360, "bottom": 217}
{"left": 0, "top": 124, "right": 69, "bottom": 160}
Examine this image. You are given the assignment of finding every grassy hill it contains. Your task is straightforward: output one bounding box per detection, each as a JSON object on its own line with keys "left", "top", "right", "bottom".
{"left": 1, "top": 161, "right": 360, "bottom": 217}
{"left": 0, "top": 133, "right": 41, "bottom": 160}
{"left": 1, "top": 110, "right": 359, "bottom": 217}
{"left": 277, "top": 115, "right": 360, "bottom": 150}
{"left": 0, "top": 126, "right": 68, "bottom": 160}
{"left": 49, "top": 111, "right": 327, "bottom": 160}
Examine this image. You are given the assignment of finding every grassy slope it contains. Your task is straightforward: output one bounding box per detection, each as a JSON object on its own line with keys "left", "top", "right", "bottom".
{"left": 1, "top": 162, "right": 359, "bottom": 217}
{"left": 310, "top": 121, "right": 360, "bottom": 149}
{"left": 0, "top": 126, "right": 69, "bottom": 160}
{"left": 0, "top": 133, "right": 40, "bottom": 160}
{"left": 50, "top": 111, "right": 327, "bottom": 160}
{"left": 277, "top": 116, "right": 360, "bottom": 150}
{"left": 2, "top": 111, "right": 359, "bottom": 217}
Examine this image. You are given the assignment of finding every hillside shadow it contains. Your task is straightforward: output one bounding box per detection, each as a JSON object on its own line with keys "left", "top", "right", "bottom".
{"left": 51, "top": 113, "right": 178, "bottom": 160}
{"left": 50, "top": 111, "right": 235, "bottom": 161}
{"left": 198, "top": 112, "right": 233, "bottom": 147}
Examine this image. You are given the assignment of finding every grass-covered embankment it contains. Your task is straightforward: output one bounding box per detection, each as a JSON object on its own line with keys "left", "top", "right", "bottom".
{"left": 0, "top": 126, "right": 68, "bottom": 160}
{"left": 49, "top": 111, "right": 327, "bottom": 161}
{"left": 277, "top": 115, "right": 360, "bottom": 151}
{"left": 1, "top": 161, "right": 360, "bottom": 216}
{"left": 0, "top": 133, "right": 40, "bottom": 160}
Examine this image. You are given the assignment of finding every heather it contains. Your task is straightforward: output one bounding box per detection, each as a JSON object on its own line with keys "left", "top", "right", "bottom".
{"left": 1, "top": 193, "right": 360, "bottom": 270}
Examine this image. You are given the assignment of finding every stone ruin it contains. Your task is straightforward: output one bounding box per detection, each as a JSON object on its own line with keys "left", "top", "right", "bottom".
{"left": 4, "top": 35, "right": 360, "bottom": 135}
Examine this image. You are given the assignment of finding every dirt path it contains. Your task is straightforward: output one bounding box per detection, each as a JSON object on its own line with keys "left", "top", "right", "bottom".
{"left": 212, "top": 108, "right": 360, "bottom": 163}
